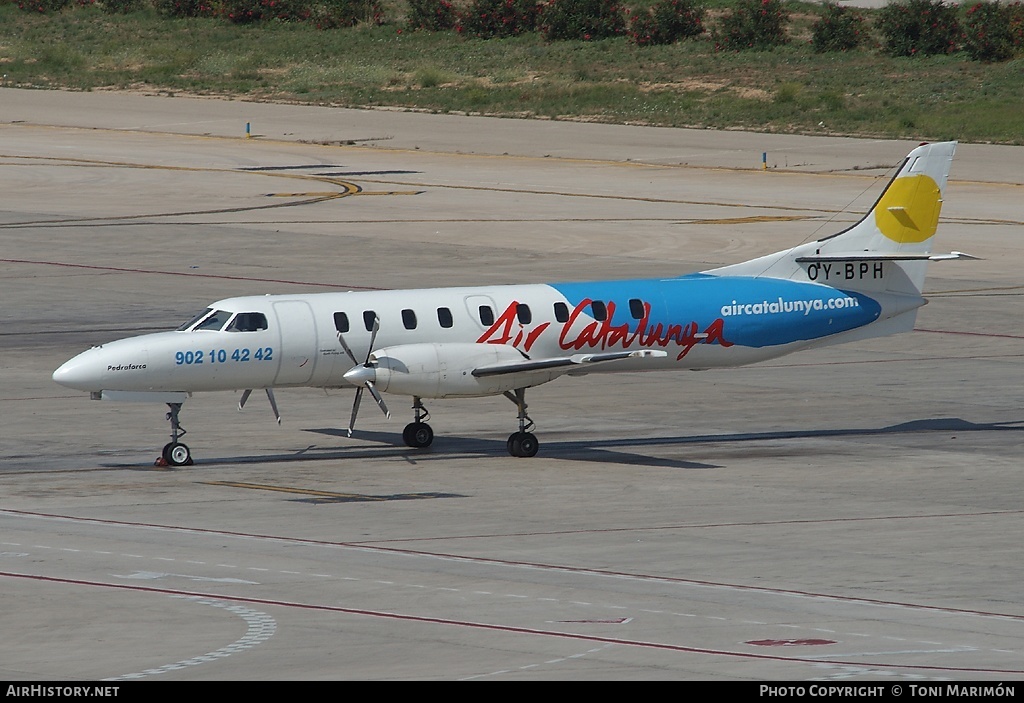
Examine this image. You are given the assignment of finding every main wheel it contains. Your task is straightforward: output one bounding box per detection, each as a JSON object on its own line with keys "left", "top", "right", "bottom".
{"left": 508, "top": 432, "right": 539, "bottom": 458}
{"left": 517, "top": 432, "right": 539, "bottom": 457}
{"left": 164, "top": 441, "right": 193, "bottom": 467}
{"left": 403, "top": 422, "right": 433, "bottom": 448}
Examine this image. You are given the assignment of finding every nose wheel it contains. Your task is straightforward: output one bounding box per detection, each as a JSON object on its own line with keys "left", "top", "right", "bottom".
{"left": 155, "top": 402, "right": 193, "bottom": 467}
{"left": 161, "top": 441, "right": 192, "bottom": 467}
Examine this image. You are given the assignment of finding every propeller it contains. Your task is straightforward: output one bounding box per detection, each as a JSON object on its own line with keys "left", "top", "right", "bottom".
{"left": 338, "top": 315, "right": 390, "bottom": 436}
{"left": 238, "top": 388, "right": 281, "bottom": 424}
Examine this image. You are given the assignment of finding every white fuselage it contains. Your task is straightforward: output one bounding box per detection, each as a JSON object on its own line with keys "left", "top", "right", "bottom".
{"left": 53, "top": 274, "right": 903, "bottom": 399}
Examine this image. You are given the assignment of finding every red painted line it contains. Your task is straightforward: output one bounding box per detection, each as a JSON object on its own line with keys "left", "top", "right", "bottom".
{"left": 915, "top": 327, "right": 1024, "bottom": 340}
{"left": 5, "top": 508, "right": 1024, "bottom": 624}
{"left": 1, "top": 570, "right": 1019, "bottom": 675}
{"left": 357, "top": 509, "right": 1024, "bottom": 543}
{"left": 0, "top": 258, "right": 382, "bottom": 291}
{"left": 765, "top": 353, "right": 1024, "bottom": 368}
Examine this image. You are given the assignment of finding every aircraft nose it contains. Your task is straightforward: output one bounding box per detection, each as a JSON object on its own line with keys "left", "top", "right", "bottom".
{"left": 53, "top": 350, "right": 104, "bottom": 391}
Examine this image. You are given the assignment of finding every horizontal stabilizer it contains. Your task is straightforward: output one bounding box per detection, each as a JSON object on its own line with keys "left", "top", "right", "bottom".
{"left": 796, "top": 251, "right": 979, "bottom": 263}
{"left": 473, "top": 349, "right": 666, "bottom": 378}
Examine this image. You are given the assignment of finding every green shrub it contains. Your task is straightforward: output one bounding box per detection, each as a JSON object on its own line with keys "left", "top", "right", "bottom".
{"left": 152, "top": 0, "right": 218, "bottom": 16}
{"left": 406, "top": 0, "right": 456, "bottom": 29}
{"left": 16, "top": 0, "right": 70, "bottom": 12}
{"left": 875, "top": 0, "right": 961, "bottom": 56}
{"left": 811, "top": 2, "right": 866, "bottom": 52}
{"left": 219, "top": 0, "right": 335, "bottom": 23}
{"left": 309, "top": 0, "right": 381, "bottom": 27}
{"left": 628, "top": 0, "right": 704, "bottom": 46}
{"left": 262, "top": 0, "right": 314, "bottom": 20}
{"left": 457, "top": 0, "right": 539, "bottom": 38}
{"left": 100, "top": 0, "right": 142, "bottom": 12}
{"left": 962, "top": 1, "right": 1022, "bottom": 61}
{"left": 538, "top": 0, "right": 626, "bottom": 41}
{"left": 221, "top": 0, "right": 265, "bottom": 22}
{"left": 713, "top": 0, "right": 789, "bottom": 51}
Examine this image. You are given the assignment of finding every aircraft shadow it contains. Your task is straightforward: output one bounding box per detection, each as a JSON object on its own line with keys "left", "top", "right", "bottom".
{"left": 284, "top": 417, "right": 1023, "bottom": 471}
{"left": 194, "top": 430, "right": 717, "bottom": 470}
{"left": 106, "top": 417, "right": 1019, "bottom": 471}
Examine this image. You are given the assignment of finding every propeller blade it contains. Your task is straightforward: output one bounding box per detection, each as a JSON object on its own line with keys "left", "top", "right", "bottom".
{"left": 238, "top": 388, "right": 281, "bottom": 424}
{"left": 348, "top": 387, "right": 363, "bottom": 437}
{"left": 365, "top": 381, "right": 390, "bottom": 418}
{"left": 266, "top": 388, "right": 281, "bottom": 425}
{"left": 345, "top": 314, "right": 384, "bottom": 438}
{"left": 364, "top": 315, "right": 380, "bottom": 365}
{"left": 336, "top": 331, "right": 358, "bottom": 366}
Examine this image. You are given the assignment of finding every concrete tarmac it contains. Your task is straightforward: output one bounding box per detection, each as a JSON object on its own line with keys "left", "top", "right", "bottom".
{"left": 1, "top": 88, "right": 1022, "bottom": 681}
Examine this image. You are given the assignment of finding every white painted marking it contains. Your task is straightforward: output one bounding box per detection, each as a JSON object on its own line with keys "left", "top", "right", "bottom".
{"left": 104, "top": 597, "right": 276, "bottom": 681}
{"left": 115, "top": 570, "right": 259, "bottom": 585}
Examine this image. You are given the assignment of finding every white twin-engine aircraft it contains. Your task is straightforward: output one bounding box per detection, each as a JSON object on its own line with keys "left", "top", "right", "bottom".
{"left": 54, "top": 141, "right": 972, "bottom": 466}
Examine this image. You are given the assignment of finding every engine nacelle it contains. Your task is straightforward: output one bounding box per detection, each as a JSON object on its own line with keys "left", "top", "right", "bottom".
{"left": 369, "top": 343, "right": 541, "bottom": 398}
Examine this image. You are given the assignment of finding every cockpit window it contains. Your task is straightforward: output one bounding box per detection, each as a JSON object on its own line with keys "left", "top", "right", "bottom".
{"left": 177, "top": 308, "right": 213, "bottom": 332}
{"left": 194, "top": 309, "right": 234, "bottom": 331}
{"left": 226, "top": 312, "right": 268, "bottom": 332}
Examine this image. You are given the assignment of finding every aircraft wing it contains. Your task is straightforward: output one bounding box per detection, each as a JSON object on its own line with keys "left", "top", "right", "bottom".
{"left": 472, "top": 349, "right": 667, "bottom": 378}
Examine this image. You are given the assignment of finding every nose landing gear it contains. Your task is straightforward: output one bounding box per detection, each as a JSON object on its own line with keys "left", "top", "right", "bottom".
{"left": 155, "top": 402, "right": 193, "bottom": 467}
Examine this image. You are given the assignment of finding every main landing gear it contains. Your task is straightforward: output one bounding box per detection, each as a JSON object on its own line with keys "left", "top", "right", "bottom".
{"left": 155, "top": 402, "right": 193, "bottom": 467}
{"left": 402, "top": 396, "right": 434, "bottom": 448}
{"left": 504, "top": 388, "right": 539, "bottom": 458}
{"left": 399, "top": 392, "right": 540, "bottom": 457}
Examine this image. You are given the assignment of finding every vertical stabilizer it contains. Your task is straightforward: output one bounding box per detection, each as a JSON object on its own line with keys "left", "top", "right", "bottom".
{"left": 706, "top": 141, "right": 957, "bottom": 297}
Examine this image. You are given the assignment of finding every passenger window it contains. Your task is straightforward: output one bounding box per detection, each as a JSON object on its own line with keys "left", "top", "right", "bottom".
{"left": 479, "top": 305, "right": 494, "bottom": 326}
{"left": 334, "top": 312, "right": 349, "bottom": 334}
{"left": 553, "top": 302, "right": 569, "bottom": 323}
{"left": 591, "top": 301, "right": 607, "bottom": 321}
{"left": 629, "top": 298, "right": 646, "bottom": 320}
{"left": 402, "top": 309, "right": 417, "bottom": 330}
{"left": 516, "top": 303, "right": 532, "bottom": 324}
{"left": 437, "top": 307, "right": 453, "bottom": 328}
{"left": 363, "top": 310, "right": 378, "bottom": 332}
{"left": 226, "top": 312, "right": 268, "bottom": 332}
